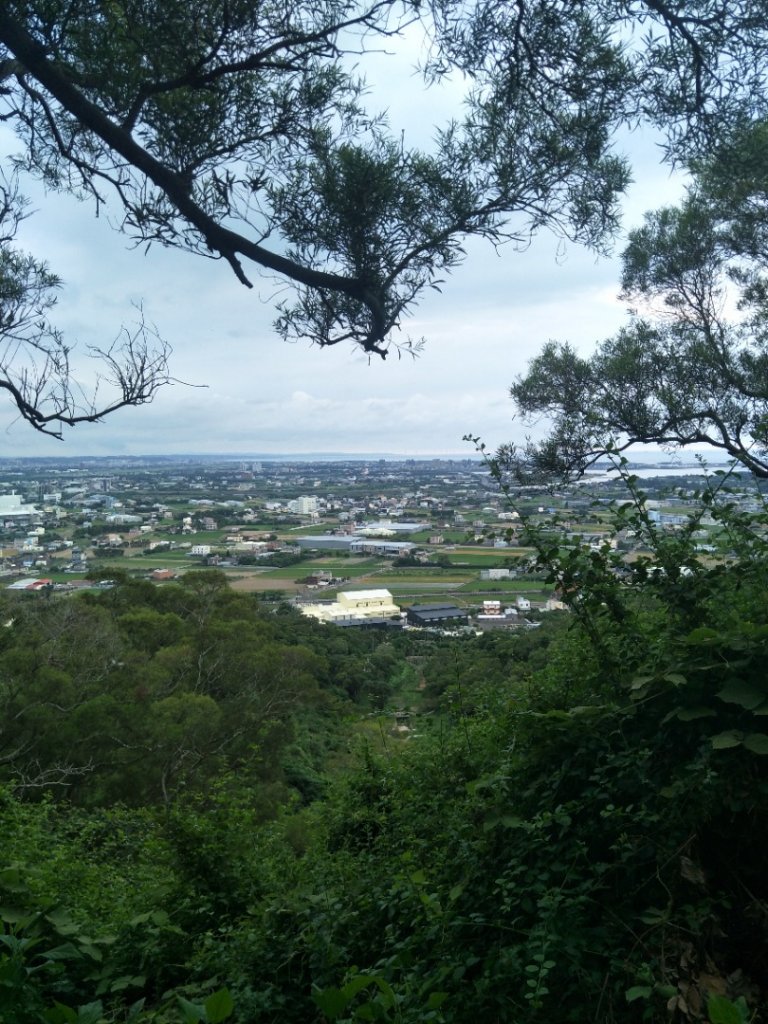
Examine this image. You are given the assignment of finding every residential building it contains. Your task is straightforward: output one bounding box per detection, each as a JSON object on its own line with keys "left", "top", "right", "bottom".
{"left": 288, "top": 496, "right": 318, "bottom": 515}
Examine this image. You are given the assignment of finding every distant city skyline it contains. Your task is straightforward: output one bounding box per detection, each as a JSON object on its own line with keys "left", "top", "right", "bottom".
{"left": 0, "top": 449, "right": 735, "bottom": 469}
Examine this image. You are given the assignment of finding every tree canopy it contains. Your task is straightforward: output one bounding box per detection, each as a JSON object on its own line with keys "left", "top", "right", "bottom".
{"left": 1, "top": 1, "right": 767, "bottom": 364}
{"left": 510, "top": 119, "right": 768, "bottom": 479}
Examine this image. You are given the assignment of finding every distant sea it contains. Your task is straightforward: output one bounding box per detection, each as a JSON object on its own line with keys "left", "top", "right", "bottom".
{"left": 585, "top": 463, "right": 741, "bottom": 482}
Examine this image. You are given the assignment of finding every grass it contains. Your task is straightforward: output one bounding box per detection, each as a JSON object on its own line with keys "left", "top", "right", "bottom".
{"left": 279, "top": 523, "right": 338, "bottom": 536}
{"left": 96, "top": 553, "right": 195, "bottom": 571}
{"left": 257, "top": 559, "right": 383, "bottom": 580}
{"left": 440, "top": 550, "right": 532, "bottom": 566}
{"left": 375, "top": 570, "right": 472, "bottom": 584}
{"left": 404, "top": 530, "right": 469, "bottom": 543}
{"left": 459, "top": 579, "right": 553, "bottom": 594}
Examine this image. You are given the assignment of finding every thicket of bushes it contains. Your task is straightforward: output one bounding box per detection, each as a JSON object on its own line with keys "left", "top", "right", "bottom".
{"left": 2, "top": 471, "right": 767, "bottom": 1023}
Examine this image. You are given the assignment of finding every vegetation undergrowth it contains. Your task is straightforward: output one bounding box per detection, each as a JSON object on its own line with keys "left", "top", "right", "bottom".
{"left": 2, "top": 460, "right": 768, "bottom": 1022}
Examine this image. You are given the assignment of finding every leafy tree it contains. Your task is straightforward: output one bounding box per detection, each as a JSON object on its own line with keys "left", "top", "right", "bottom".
{"left": 510, "top": 119, "right": 768, "bottom": 478}
{"left": 0, "top": 598, "right": 130, "bottom": 796}
{"left": 1, "top": 2, "right": 766, "bottom": 358}
{"left": 0, "top": 576, "right": 361, "bottom": 806}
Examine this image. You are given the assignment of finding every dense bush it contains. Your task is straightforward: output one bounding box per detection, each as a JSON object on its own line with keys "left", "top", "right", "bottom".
{"left": 2, "top": 477, "right": 768, "bottom": 1022}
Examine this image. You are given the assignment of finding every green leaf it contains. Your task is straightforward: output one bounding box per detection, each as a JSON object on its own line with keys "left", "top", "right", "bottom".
{"left": 427, "top": 992, "right": 449, "bottom": 1010}
{"left": 0, "top": 867, "right": 27, "bottom": 893}
{"left": 625, "top": 986, "right": 652, "bottom": 1003}
{"left": 42, "top": 942, "right": 85, "bottom": 961}
{"left": 204, "top": 988, "right": 234, "bottom": 1023}
{"left": 125, "top": 999, "right": 146, "bottom": 1024}
{"left": 312, "top": 987, "right": 348, "bottom": 1019}
{"left": 639, "top": 907, "right": 669, "bottom": 925}
{"left": 742, "top": 732, "right": 768, "bottom": 754}
{"left": 630, "top": 675, "right": 653, "bottom": 691}
{"left": 716, "top": 682, "right": 765, "bottom": 710}
{"left": 45, "top": 911, "right": 80, "bottom": 936}
{"left": 655, "top": 984, "right": 677, "bottom": 999}
{"left": 43, "top": 1004, "right": 78, "bottom": 1024}
{"left": 484, "top": 814, "right": 524, "bottom": 831}
{"left": 664, "top": 673, "right": 687, "bottom": 685}
{"left": 108, "top": 975, "right": 146, "bottom": 993}
{"left": 0, "top": 906, "right": 34, "bottom": 925}
{"left": 353, "top": 1002, "right": 376, "bottom": 1021}
{"left": 343, "top": 975, "right": 379, "bottom": 1002}
{"left": 368, "top": 976, "right": 396, "bottom": 1010}
{"left": 75, "top": 1003, "right": 104, "bottom": 1024}
{"left": 707, "top": 994, "right": 744, "bottom": 1024}
{"left": 711, "top": 730, "right": 743, "bottom": 750}
{"left": 176, "top": 995, "right": 206, "bottom": 1024}
{"left": 78, "top": 942, "right": 102, "bottom": 963}
{"left": 676, "top": 706, "right": 716, "bottom": 721}
{"left": 684, "top": 627, "right": 720, "bottom": 645}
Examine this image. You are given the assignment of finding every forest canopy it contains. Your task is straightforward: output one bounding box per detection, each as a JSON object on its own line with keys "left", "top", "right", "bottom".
{"left": 1, "top": 0, "right": 768, "bottom": 363}
{"left": 2, "top": 485, "right": 768, "bottom": 1022}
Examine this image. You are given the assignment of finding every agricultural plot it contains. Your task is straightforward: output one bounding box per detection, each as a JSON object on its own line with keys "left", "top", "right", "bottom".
{"left": 257, "top": 558, "right": 383, "bottom": 580}
{"left": 459, "top": 578, "right": 554, "bottom": 594}
{"left": 443, "top": 548, "right": 531, "bottom": 566}
{"left": 405, "top": 530, "right": 470, "bottom": 543}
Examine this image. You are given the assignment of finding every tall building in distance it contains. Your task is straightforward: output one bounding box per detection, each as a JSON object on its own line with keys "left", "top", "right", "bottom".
{"left": 288, "top": 495, "right": 318, "bottom": 515}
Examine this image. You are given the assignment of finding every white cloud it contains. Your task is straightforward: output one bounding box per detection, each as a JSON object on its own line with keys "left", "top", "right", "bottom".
{"left": 0, "top": 91, "right": 688, "bottom": 458}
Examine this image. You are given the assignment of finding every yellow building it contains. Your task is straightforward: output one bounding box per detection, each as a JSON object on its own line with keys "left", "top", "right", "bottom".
{"left": 300, "top": 588, "right": 401, "bottom": 624}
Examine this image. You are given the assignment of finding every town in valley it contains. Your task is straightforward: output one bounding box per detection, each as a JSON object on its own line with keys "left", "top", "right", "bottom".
{"left": 0, "top": 453, "right": 756, "bottom": 631}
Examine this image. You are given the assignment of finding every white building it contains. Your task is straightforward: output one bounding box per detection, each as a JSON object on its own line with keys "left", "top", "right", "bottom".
{"left": 300, "top": 588, "right": 401, "bottom": 624}
{"left": 233, "top": 540, "right": 267, "bottom": 552}
{"left": 359, "top": 520, "right": 429, "bottom": 534}
{"left": 0, "top": 493, "right": 40, "bottom": 520}
{"left": 481, "top": 568, "right": 512, "bottom": 580}
{"left": 288, "top": 496, "right": 318, "bottom": 515}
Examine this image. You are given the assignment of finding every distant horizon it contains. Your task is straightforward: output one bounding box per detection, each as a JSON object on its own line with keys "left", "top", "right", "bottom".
{"left": 0, "top": 449, "right": 738, "bottom": 467}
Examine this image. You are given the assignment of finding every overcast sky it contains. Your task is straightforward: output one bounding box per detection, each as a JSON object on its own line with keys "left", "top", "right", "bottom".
{"left": 0, "top": 28, "right": 687, "bottom": 460}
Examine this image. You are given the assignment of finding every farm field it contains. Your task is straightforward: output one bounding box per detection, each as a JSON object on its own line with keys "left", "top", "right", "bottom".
{"left": 226, "top": 575, "right": 302, "bottom": 593}
{"left": 92, "top": 552, "right": 195, "bottom": 572}
{"left": 257, "top": 558, "right": 382, "bottom": 579}
{"left": 47, "top": 548, "right": 555, "bottom": 607}
{"left": 404, "top": 530, "right": 470, "bottom": 543}
{"left": 459, "top": 578, "right": 553, "bottom": 594}
{"left": 443, "top": 548, "right": 532, "bottom": 565}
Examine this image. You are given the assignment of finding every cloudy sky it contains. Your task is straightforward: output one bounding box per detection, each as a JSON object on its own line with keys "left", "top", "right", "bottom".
{"left": 0, "top": 29, "right": 686, "bottom": 460}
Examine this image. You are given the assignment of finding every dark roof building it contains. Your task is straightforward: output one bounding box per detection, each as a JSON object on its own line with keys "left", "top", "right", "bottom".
{"left": 406, "top": 603, "right": 468, "bottom": 627}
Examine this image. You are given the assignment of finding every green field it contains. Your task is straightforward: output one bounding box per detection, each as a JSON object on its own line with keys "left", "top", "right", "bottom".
{"left": 459, "top": 579, "right": 553, "bottom": 594}
{"left": 404, "top": 529, "right": 468, "bottom": 543}
{"left": 257, "top": 558, "right": 383, "bottom": 580}
{"left": 385, "top": 580, "right": 464, "bottom": 592}
{"left": 442, "top": 549, "right": 532, "bottom": 565}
